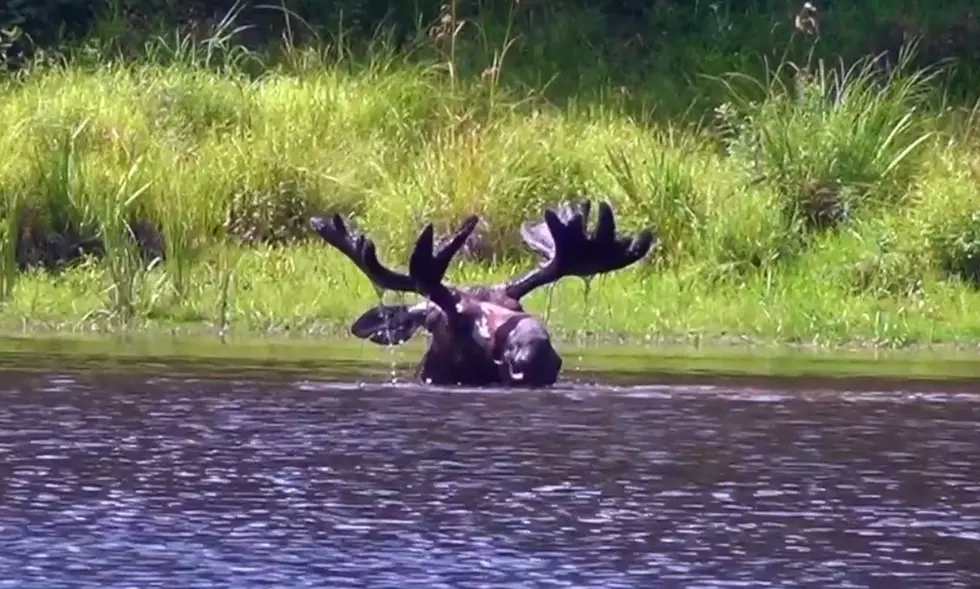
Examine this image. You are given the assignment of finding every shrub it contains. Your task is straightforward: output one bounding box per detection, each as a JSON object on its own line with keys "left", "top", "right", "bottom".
{"left": 842, "top": 215, "right": 929, "bottom": 299}
{"left": 701, "top": 185, "right": 802, "bottom": 280}
{"left": 604, "top": 130, "right": 709, "bottom": 266}
{"left": 913, "top": 151, "right": 980, "bottom": 286}
{"left": 714, "top": 44, "right": 940, "bottom": 234}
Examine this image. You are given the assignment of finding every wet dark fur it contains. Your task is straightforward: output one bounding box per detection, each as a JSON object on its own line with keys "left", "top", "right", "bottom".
{"left": 310, "top": 200, "right": 655, "bottom": 388}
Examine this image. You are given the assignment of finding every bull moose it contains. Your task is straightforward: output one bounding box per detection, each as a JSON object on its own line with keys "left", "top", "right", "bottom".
{"left": 310, "top": 200, "right": 655, "bottom": 387}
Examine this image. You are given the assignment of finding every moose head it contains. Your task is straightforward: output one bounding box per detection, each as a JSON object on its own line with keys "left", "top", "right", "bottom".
{"left": 310, "top": 200, "right": 655, "bottom": 387}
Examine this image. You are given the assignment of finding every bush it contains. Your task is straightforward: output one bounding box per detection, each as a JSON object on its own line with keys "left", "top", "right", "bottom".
{"left": 714, "top": 47, "right": 940, "bottom": 234}
{"left": 604, "top": 131, "right": 709, "bottom": 267}
{"left": 914, "top": 151, "right": 980, "bottom": 287}
{"left": 701, "top": 185, "right": 802, "bottom": 280}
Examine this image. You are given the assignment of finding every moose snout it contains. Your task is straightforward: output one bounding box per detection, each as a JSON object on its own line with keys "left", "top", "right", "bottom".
{"left": 499, "top": 319, "right": 563, "bottom": 387}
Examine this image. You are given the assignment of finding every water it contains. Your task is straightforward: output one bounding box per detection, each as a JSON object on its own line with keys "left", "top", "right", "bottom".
{"left": 1, "top": 350, "right": 980, "bottom": 587}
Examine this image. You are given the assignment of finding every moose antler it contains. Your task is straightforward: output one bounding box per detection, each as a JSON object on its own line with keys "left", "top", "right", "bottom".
{"left": 310, "top": 213, "right": 479, "bottom": 304}
{"left": 500, "top": 200, "right": 655, "bottom": 301}
{"left": 409, "top": 223, "right": 466, "bottom": 322}
{"left": 310, "top": 214, "right": 416, "bottom": 293}
{"left": 518, "top": 201, "right": 592, "bottom": 260}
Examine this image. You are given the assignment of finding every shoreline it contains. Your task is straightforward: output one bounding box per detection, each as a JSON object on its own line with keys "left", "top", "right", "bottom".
{"left": 2, "top": 329, "right": 980, "bottom": 392}
{"left": 4, "top": 244, "right": 980, "bottom": 355}
{"left": 5, "top": 316, "right": 980, "bottom": 354}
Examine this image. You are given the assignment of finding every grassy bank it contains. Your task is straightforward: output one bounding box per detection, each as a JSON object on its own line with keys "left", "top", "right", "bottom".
{"left": 4, "top": 5, "right": 980, "bottom": 349}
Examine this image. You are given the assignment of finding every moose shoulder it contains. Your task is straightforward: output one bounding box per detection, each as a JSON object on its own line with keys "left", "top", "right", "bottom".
{"left": 310, "top": 201, "right": 655, "bottom": 387}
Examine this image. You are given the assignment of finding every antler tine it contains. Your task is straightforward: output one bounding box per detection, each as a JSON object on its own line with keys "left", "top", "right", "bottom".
{"left": 501, "top": 200, "right": 656, "bottom": 301}
{"left": 433, "top": 215, "right": 480, "bottom": 274}
{"left": 310, "top": 214, "right": 416, "bottom": 293}
{"left": 593, "top": 201, "right": 616, "bottom": 246}
{"left": 520, "top": 200, "right": 591, "bottom": 261}
{"left": 409, "top": 215, "right": 480, "bottom": 322}
{"left": 586, "top": 201, "right": 656, "bottom": 271}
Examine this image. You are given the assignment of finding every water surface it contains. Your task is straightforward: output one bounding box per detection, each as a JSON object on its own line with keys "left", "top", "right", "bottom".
{"left": 1, "top": 362, "right": 979, "bottom": 588}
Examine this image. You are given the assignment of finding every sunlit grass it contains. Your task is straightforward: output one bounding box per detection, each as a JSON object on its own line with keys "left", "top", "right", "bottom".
{"left": 2, "top": 8, "right": 980, "bottom": 349}
{"left": 6, "top": 241, "right": 980, "bottom": 349}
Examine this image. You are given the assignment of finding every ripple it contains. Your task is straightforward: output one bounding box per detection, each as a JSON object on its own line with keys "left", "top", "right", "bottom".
{"left": 0, "top": 372, "right": 977, "bottom": 588}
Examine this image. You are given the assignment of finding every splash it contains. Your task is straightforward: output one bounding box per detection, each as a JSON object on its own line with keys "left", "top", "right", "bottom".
{"left": 371, "top": 284, "right": 403, "bottom": 385}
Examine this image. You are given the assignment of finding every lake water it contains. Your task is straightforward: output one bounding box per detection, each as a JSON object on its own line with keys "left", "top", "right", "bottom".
{"left": 0, "top": 337, "right": 979, "bottom": 588}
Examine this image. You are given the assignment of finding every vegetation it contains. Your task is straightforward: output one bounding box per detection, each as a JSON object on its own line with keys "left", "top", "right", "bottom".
{"left": 3, "top": 1, "right": 980, "bottom": 349}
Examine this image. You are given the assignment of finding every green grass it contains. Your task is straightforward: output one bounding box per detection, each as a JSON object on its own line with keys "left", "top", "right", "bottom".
{"left": 7, "top": 237, "right": 980, "bottom": 349}
{"left": 4, "top": 4, "right": 980, "bottom": 351}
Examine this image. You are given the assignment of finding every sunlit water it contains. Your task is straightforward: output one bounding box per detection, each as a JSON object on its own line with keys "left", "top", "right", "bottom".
{"left": 1, "top": 369, "right": 979, "bottom": 588}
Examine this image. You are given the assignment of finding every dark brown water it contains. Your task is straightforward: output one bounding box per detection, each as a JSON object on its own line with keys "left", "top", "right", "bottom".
{"left": 1, "top": 368, "right": 979, "bottom": 588}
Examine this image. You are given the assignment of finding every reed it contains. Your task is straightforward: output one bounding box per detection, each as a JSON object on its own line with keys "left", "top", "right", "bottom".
{"left": 0, "top": 194, "right": 19, "bottom": 303}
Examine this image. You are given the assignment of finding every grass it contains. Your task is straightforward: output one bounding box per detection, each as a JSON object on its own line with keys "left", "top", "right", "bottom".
{"left": 7, "top": 242, "right": 980, "bottom": 349}
{"left": 4, "top": 2, "right": 980, "bottom": 351}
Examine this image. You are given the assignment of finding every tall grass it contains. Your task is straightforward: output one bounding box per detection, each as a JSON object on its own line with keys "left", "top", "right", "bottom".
{"left": 0, "top": 193, "right": 19, "bottom": 303}
{"left": 96, "top": 157, "right": 158, "bottom": 325}
{"left": 0, "top": 114, "right": 20, "bottom": 301}
{"left": 715, "top": 43, "right": 940, "bottom": 227}
{"left": 2, "top": 3, "right": 980, "bottom": 346}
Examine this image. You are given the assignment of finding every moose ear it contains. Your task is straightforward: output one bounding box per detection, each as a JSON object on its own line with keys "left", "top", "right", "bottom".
{"left": 350, "top": 304, "right": 425, "bottom": 346}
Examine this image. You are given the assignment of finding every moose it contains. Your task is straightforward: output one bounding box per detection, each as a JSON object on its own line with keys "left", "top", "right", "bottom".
{"left": 310, "top": 200, "right": 655, "bottom": 387}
